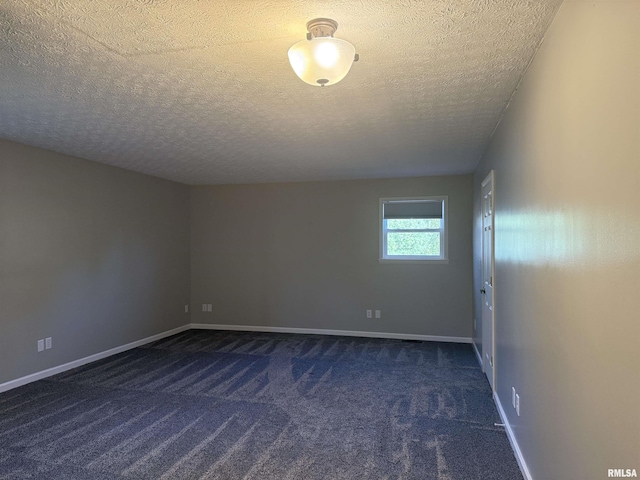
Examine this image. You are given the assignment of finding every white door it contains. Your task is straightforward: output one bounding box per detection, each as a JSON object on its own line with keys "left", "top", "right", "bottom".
{"left": 481, "top": 172, "right": 495, "bottom": 390}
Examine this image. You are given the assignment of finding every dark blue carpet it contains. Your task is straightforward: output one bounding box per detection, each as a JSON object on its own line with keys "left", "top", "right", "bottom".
{"left": 0, "top": 330, "right": 523, "bottom": 479}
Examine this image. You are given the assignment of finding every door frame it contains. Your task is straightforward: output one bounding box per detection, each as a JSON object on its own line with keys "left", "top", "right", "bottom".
{"left": 481, "top": 170, "right": 496, "bottom": 391}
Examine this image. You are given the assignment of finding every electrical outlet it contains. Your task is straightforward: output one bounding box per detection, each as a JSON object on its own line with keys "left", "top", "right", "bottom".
{"left": 375, "top": 310, "right": 381, "bottom": 319}
{"left": 185, "top": 304, "right": 189, "bottom": 313}
{"left": 366, "top": 310, "right": 372, "bottom": 318}
{"left": 207, "top": 304, "right": 212, "bottom": 312}
{"left": 202, "top": 304, "right": 207, "bottom": 312}
{"left": 515, "top": 394, "right": 520, "bottom": 416}
{"left": 37, "top": 339, "right": 44, "bottom": 352}
{"left": 45, "top": 337, "right": 52, "bottom": 350}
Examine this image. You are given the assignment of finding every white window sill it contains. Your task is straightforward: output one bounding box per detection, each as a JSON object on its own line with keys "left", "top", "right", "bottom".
{"left": 379, "top": 258, "right": 449, "bottom": 264}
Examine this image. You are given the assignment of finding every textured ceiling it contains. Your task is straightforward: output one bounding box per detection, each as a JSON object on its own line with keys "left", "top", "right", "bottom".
{"left": 0, "top": 0, "right": 562, "bottom": 185}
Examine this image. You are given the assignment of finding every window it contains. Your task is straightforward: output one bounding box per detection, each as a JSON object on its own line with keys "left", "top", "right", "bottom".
{"left": 380, "top": 196, "right": 448, "bottom": 262}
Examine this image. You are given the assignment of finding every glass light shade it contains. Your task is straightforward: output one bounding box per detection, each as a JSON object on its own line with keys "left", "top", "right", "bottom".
{"left": 288, "top": 37, "right": 356, "bottom": 86}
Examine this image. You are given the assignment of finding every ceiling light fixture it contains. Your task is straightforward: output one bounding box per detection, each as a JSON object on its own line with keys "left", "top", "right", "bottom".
{"left": 288, "top": 18, "right": 359, "bottom": 87}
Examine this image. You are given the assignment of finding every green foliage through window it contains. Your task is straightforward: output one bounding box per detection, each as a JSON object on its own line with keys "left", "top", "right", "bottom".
{"left": 386, "top": 218, "right": 441, "bottom": 230}
{"left": 387, "top": 232, "right": 440, "bottom": 256}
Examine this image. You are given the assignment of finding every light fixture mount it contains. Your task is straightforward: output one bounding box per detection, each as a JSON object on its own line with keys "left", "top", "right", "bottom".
{"left": 306, "top": 18, "right": 338, "bottom": 39}
{"left": 288, "top": 17, "right": 358, "bottom": 87}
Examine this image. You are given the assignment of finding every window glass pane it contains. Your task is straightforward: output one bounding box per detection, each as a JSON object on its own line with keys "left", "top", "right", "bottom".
{"left": 386, "top": 218, "right": 441, "bottom": 230}
{"left": 387, "top": 232, "right": 441, "bottom": 256}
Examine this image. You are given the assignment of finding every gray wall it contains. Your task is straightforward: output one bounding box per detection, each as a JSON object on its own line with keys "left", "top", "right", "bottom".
{"left": 0, "top": 139, "right": 191, "bottom": 385}
{"left": 191, "top": 175, "right": 473, "bottom": 337}
{"left": 472, "top": 1, "right": 639, "bottom": 478}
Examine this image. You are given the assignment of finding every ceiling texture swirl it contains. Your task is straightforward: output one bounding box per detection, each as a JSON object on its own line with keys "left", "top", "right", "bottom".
{"left": 0, "top": 0, "right": 563, "bottom": 185}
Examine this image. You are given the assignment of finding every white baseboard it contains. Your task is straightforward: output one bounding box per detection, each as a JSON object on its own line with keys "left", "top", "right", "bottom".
{"left": 473, "top": 341, "right": 483, "bottom": 369}
{"left": 0, "top": 323, "right": 471, "bottom": 394}
{"left": 494, "top": 392, "right": 533, "bottom": 480}
{"left": 190, "top": 323, "right": 472, "bottom": 344}
{"left": 0, "top": 325, "right": 190, "bottom": 394}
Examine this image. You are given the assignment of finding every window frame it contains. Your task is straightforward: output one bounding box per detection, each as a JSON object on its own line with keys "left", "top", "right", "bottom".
{"left": 379, "top": 196, "right": 449, "bottom": 263}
